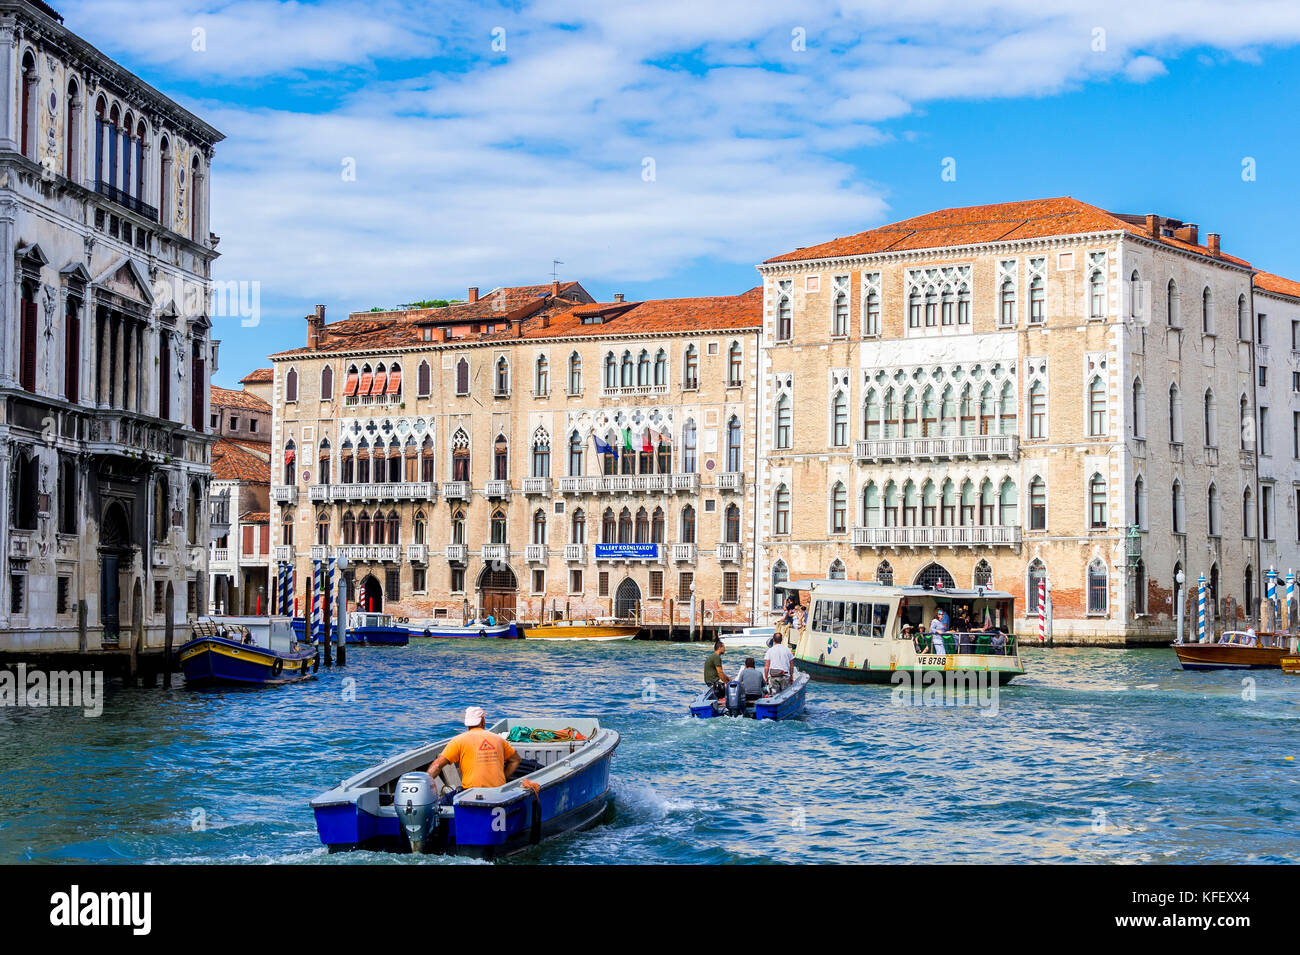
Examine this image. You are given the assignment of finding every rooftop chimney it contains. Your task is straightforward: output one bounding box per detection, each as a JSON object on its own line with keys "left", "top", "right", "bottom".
{"left": 613, "top": 293, "right": 624, "bottom": 303}
{"left": 1174, "top": 223, "right": 1199, "bottom": 245}
{"left": 1145, "top": 214, "right": 1160, "bottom": 239}
{"left": 551, "top": 280, "right": 560, "bottom": 296}
{"left": 542, "top": 315, "right": 551, "bottom": 328}
{"left": 467, "top": 286, "right": 479, "bottom": 303}
{"left": 1208, "top": 233, "right": 1221, "bottom": 255}
{"left": 306, "top": 304, "right": 326, "bottom": 348}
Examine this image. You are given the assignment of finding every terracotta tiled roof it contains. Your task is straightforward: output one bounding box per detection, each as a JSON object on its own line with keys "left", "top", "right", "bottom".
{"left": 239, "top": 368, "right": 274, "bottom": 384}
{"left": 210, "top": 384, "right": 272, "bottom": 414}
{"left": 1254, "top": 270, "right": 1300, "bottom": 300}
{"left": 764, "top": 197, "right": 1252, "bottom": 267}
{"left": 211, "top": 438, "right": 270, "bottom": 485}
{"left": 483, "top": 287, "right": 764, "bottom": 341}
{"left": 242, "top": 511, "right": 270, "bottom": 524}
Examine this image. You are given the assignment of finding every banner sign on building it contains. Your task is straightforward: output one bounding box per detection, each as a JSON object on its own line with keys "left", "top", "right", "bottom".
{"left": 594, "top": 543, "right": 659, "bottom": 560}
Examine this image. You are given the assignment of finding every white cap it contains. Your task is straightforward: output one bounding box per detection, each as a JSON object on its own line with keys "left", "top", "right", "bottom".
{"left": 464, "top": 706, "right": 486, "bottom": 727}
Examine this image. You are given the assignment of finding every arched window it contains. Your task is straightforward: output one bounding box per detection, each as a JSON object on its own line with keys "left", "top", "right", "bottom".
{"left": 604, "top": 352, "right": 617, "bottom": 390}
{"left": 651, "top": 507, "right": 665, "bottom": 543}
{"left": 830, "top": 482, "right": 847, "bottom": 534}
{"left": 1240, "top": 395, "right": 1252, "bottom": 450}
{"left": 190, "top": 154, "right": 202, "bottom": 243}
{"left": 451, "top": 428, "right": 470, "bottom": 482}
{"left": 774, "top": 394, "right": 791, "bottom": 449}
{"left": 998, "top": 381, "right": 1016, "bottom": 435}
{"left": 831, "top": 391, "right": 848, "bottom": 447}
{"left": 1087, "top": 560, "right": 1108, "bottom": 614}
{"left": 414, "top": 510, "right": 426, "bottom": 545}
{"left": 317, "top": 510, "right": 330, "bottom": 546}
{"left": 864, "top": 287, "right": 880, "bottom": 336}
{"left": 318, "top": 438, "right": 332, "bottom": 484}
{"left": 727, "top": 341, "right": 743, "bottom": 387}
{"left": 535, "top": 354, "right": 549, "bottom": 396}
{"left": 1028, "top": 381, "right": 1046, "bottom": 438}
{"left": 568, "top": 352, "right": 582, "bottom": 395}
{"left": 601, "top": 507, "right": 616, "bottom": 543}
{"left": 861, "top": 481, "right": 880, "bottom": 528}
{"left": 531, "top": 428, "right": 551, "bottom": 478}
{"left": 1133, "top": 474, "right": 1145, "bottom": 528}
{"left": 726, "top": 416, "right": 742, "bottom": 472}
{"left": 283, "top": 439, "right": 296, "bottom": 485}
{"left": 724, "top": 503, "right": 740, "bottom": 543}
{"left": 357, "top": 510, "right": 371, "bottom": 545}
{"left": 915, "top": 563, "right": 955, "bottom": 589}
{"left": 1089, "top": 473, "right": 1107, "bottom": 528}
{"left": 532, "top": 509, "right": 547, "bottom": 545}
{"left": 777, "top": 288, "right": 793, "bottom": 339}
{"left": 1027, "top": 559, "right": 1047, "bottom": 613}
{"left": 451, "top": 508, "right": 466, "bottom": 545}
{"left": 1166, "top": 279, "right": 1179, "bottom": 327}
{"left": 65, "top": 79, "right": 81, "bottom": 181}
{"left": 829, "top": 558, "right": 846, "bottom": 580}
{"left": 387, "top": 510, "right": 400, "bottom": 545}
{"left": 341, "top": 510, "right": 356, "bottom": 545}
{"left": 490, "top": 508, "right": 508, "bottom": 544}
{"left": 455, "top": 357, "right": 469, "bottom": 396}
{"left": 635, "top": 507, "right": 649, "bottom": 543}
{"left": 998, "top": 478, "right": 1018, "bottom": 525}
{"left": 420, "top": 435, "right": 434, "bottom": 483}
{"left": 493, "top": 434, "right": 509, "bottom": 480}
{"left": 875, "top": 560, "right": 893, "bottom": 585}
{"left": 653, "top": 349, "right": 668, "bottom": 386}
{"left": 620, "top": 350, "right": 633, "bottom": 387}
{"left": 1088, "top": 376, "right": 1106, "bottom": 436}
{"left": 571, "top": 508, "right": 586, "bottom": 544}
{"left": 1029, "top": 275, "right": 1045, "bottom": 324}
{"left": 1132, "top": 558, "right": 1146, "bottom": 615}
{"left": 20, "top": 51, "right": 37, "bottom": 161}
{"left": 1000, "top": 278, "right": 1016, "bottom": 327}
{"left": 683, "top": 345, "right": 699, "bottom": 390}
{"left": 1207, "top": 483, "right": 1219, "bottom": 536}
{"left": 568, "top": 431, "right": 584, "bottom": 476}
{"left": 832, "top": 286, "right": 849, "bottom": 336}
{"left": 1203, "top": 389, "right": 1217, "bottom": 446}
{"left": 1089, "top": 269, "right": 1105, "bottom": 319}
{"left": 1029, "top": 475, "right": 1046, "bottom": 530}
{"left": 320, "top": 365, "right": 334, "bottom": 400}
{"left": 974, "top": 559, "right": 993, "bottom": 588}
{"left": 636, "top": 349, "right": 650, "bottom": 386}
{"left": 771, "top": 559, "right": 788, "bottom": 610}
{"left": 1168, "top": 383, "right": 1183, "bottom": 443}
{"left": 1202, "top": 287, "right": 1213, "bottom": 334}
{"left": 494, "top": 357, "right": 510, "bottom": 396}
{"left": 1237, "top": 294, "right": 1248, "bottom": 341}
{"left": 1132, "top": 378, "right": 1145, "bottom": 438}
{"left": 1129, "top": 269, "right": 1143, "bottom": 319}
{"left": 418, "top": 360, "right": 431, "bottom": 398}
{"left": 774, "top": 484, "right": 791, "bottom": 535}
{"left": 682, "top": 419, "right": 697, "bottom": 472}
{"left": 1172, "top": 480, "right": 1185, "bottom": 533}
{"left": 1242, "top": 486, "right": 1254, "bottom": 538}
{"left": 680, "top": 504, "right": 696, "bottom": 543}
{"left": 285, "top": 367, "right": 298, "bottom": 402}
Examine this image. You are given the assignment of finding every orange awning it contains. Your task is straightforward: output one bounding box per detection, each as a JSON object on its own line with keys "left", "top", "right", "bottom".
{"left": 370, "top": 368, "right": 387, "bottom": 396}
{"left": 357, "top": 372, "right": 373, "bottom": 395}
{"left": 343, "top": 372, "right": 359, "bottom": 397}
{"left": 385, "top": 367, "right": 402, "bottom": 394}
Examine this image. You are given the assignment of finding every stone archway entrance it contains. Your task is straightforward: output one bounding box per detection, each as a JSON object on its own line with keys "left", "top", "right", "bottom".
{"left": 477, "top": 565, "right": 517, "bottom": 622}
{"left": 99, "top": 501, "right": 132, "bottom": 645}
{"left": 359, "top": 574, "right": 383, "bottom": 612}
{"left": 615, "top": 577, "right": 641, "bottom": 621}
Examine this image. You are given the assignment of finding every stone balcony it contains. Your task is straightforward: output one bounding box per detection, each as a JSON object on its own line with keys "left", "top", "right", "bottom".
{"left": 309, "top": 545, "right": 329, "bottom": 561}
{"left": 271, "top": 485, "right": 298, "bottom": 505}
{"left": 554, "top": 473, "right": 700, "bottom": 496}
{"left": 670, "top": 542, "right": 697, "bottom": 563}
{"left": 600, "top": 383, "right": 668, "bottom": 398}
{"left": 211, "top": 547, "right": 230, "bottom": 563}
{"left": 525, "top": 544, "right": 548, "bottom": 562}
{"left": 273, "top": 545, "right": 294, "bottom": 562}
{"left": 446, "top": 543, "right": 468, "bottom": 563}
{"left": 442, "top": 481, "right": 471, "bottom": 501}
{"left": 716, "top": 542, "right": 742, "bottom": 562}
{"left": 308, "top": 482, "right": 438, "bottom": 504}
{"left": 564, "top": 543, "right": 587, "bottom": 563}
{"left": 406, "top": 544, "right": 428, "bottom": 563}
{"left": 481, "top": 543, "right": 509, "bottom": 563}
{"left": 851, "top": 524, "right": 1022, "bottom": 548}
{"left": 854, "top": 433, "right": 1018, "bottom": 463}
{"left": 522, "top": 476, "right": 552, "bottom": 495}
{"left": 485, "top": 479, "right": 511, "bottom": 498}
{"left": 715, "top": 471, "right": 743, "bottom": 491}
{"left": 338, "top": 544, "right": 401, "bottom": 562}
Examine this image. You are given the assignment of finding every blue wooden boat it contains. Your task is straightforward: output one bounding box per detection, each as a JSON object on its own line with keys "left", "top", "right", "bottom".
{"left": 179, "top": 618, "right": 317, "bottom": 688}
{"left": 409, "top": 620, "right": 520, "bottom": 640}
{"left": 290, "top": 613, "right": 410, "bottom": 646}
{"left": 310, "top": 717, "right": 618, "bottom": 858}
{"left": 690, "top": 671, "right": 809, "bottom": 720}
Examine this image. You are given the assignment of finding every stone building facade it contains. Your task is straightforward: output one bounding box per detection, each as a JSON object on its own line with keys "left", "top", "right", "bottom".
{"left": 754, "top": 197, "right": 1290, "bottom": 644}
{"left": 0, "top": 0, "right": 221, "bottom": 656}
{"left": 268, "top": 284, "right": 762, "bottom": 629}
{"left": 207, "top": 382, "right": 271, "bottom": 614}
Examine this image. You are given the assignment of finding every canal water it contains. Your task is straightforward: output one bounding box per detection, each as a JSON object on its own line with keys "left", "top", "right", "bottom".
{"left": 0, "top": 642, "right": 1297, "bottom": 864}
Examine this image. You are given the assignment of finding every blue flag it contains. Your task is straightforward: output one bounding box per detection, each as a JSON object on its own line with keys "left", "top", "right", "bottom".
{"left": 593, "top": 434, "right": 613, "bottom": 456}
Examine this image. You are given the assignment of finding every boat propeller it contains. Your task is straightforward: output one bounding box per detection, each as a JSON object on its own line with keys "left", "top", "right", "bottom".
{"left": 395, "top": 772, "right": 437, "bottom": 854}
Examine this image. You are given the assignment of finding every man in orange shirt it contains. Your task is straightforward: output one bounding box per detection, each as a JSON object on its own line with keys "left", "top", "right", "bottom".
{"left": 426, "top": 706, "right": 521, "bottom": 791}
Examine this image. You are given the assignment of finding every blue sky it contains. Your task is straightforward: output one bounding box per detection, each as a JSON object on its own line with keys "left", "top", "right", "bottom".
{"left": 56, "top": 0, "right": 1300, "bottom": 385}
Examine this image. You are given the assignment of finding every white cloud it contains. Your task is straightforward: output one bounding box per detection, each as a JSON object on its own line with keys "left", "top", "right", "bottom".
{"left": 1124, "top": 55, "right": 1168, "bottom": 82}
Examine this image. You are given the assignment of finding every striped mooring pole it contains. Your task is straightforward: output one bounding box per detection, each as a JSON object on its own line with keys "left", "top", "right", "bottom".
{"left": 1266, "top": 567, "right": 1277, "bottom": 628}
{"left": 1197, "top": 574, "right": 1207, "bottom": 644}
{"left": 311, "top": 559, "right": 323, "bottom": 645}
{"left": 1287, "top": 569, "right": 1295, "bottom": 632}
{"left": 284, "top": 563, "right": 294, "bottom": 624}
{"left": 1037, "top": 577, "right": 1046, "bottom": 643}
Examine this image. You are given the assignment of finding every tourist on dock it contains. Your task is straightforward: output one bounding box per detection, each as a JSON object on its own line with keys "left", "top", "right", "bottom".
{"left": 737, "top": 657, "right": 765, "bottom": 697}
{"left": 704, "top": 639, "right": 729, "bottom": 696}
{"left": 764, "top": 633, "right": 794, "bottom": 693}
{"left": 425, "top": 706, "right": 520, "bottom": 792}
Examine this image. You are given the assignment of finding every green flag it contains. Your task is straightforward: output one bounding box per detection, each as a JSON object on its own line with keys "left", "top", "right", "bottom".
{"left": 623, "top": 427, "right": 634, "bottom": 452}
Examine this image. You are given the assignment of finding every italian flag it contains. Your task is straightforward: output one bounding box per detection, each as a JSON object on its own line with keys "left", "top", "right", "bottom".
{"left": 623, "top": 428, "right": 634, "bottom": 454}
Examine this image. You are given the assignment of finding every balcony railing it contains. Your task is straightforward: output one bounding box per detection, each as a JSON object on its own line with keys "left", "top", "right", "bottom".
{"left": 273, "top": 545, "right": 294, "bottom": 562}
{"left": 554, "top": 473, "right": 700, "bottom": 495}
{"left": 309, "top": 482, "right": 438, "bottom": 503}
{"left": 600, "top": 383, "right": 669, "bottom": 398}
{"left": 481, "top": 543, "right": 509, "bottom": 562}
{"left": 522, "top": 476, "right": 552, "bottom": 495}
{"left": 406, "top": 544, "right": 428, "bottom": 563}
{"left": 271, "top": 485, "right": 298, "bottom": 504}
{"left": 485, "top": 479, "right": 511, "bottom": 498}
{"left": 446, "top": 543, "right": 468, "bottom": 563}
{"left": 309, "top": 545, "right": 329, "bottom": 561}
{"left": 442, "top": 481, "right": 471, "bottom": 501}
{"left": 339, "top": 544, "right": 401, "bottom": 562}
{"left": 851, "top": 524, "right": 1022, "bottom": 548}
{"left": 525, "top": 544, "right": 548, "bottom": 562}
{"left": 670, "top": 473, "right": 700, "bottom": 493}
{"left": 557, "top": 476, "right": 601, "bottom": 494}
{"left": 670, "top": 543, "right": 697, "bottom": 563}
{"left": 854, "top": 434, "right": 1019, "bottom": 463}
{"left": 715, "top": 471, "right": 743, "bottom": 491}
{"left": 716, "top": 542, "right": 742, "bottom": 562}
{"left": 212, "top": 548, "right": 230, "bottom": 563}
{"left": 95, "top": 180, "right": 159, "bottom": 222}
{"left": 564, "top": 543, "right": 587, "bottom": 563}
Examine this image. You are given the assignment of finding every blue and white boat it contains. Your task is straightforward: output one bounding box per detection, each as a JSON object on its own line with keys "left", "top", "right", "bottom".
{"left": 291, "top": 613, "right": 410, "bottom": 646}
{"left": 310, "top": 717, "right": 618, "bottom": 858}
{"left": 689, "top": 671, "right": 809, "bottom": 721}
{"left": 408, "top": 620, "right": 521, "bottom": 640}
{"left": 179, "top": 617, "right": 317, "bottom": 688}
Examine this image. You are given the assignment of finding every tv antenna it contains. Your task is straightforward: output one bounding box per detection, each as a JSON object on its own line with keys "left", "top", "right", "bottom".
{"left": 551, "top": 259, "right": 564, "bottom": 283}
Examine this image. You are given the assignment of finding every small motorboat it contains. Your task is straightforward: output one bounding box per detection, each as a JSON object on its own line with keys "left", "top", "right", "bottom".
{"left": 291, "top": 614, "right": 410, "bottom": 646}
{"left": 1174, "top": 631, "right": 1299, "bottom": 670}
{"left": 523, "top": 618, "right": 639, "bottom": 641}
{"left": 690, "top": 671, "right": 809, "bottom": 721}
{"left": 310, "top": 717, "right": 619, "bottom": 858}
{"left": 1282, "top": 656, "right": 1300, "bottom": 674}
{"left": 179, "top": 617, "right": 317, "bottom": 688}
{"left": 408, "top": 620, "right": 521, "bottom": 639}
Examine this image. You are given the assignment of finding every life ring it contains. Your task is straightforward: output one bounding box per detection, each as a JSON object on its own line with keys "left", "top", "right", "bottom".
{"left": 270, "top": 658, "right": 284, "bottom": 678}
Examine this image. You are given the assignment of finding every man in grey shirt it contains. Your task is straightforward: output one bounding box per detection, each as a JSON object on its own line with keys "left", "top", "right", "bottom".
{"left": 737, "top": 657, "right": 765, "bottom": 697}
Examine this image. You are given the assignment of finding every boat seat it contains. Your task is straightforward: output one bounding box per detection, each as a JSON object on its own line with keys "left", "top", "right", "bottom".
{"left": 437, "top": 764, "right": 462, "bottom": 793}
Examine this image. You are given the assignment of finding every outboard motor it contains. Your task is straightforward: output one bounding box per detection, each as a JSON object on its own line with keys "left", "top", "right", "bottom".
{"left": 395, "top": 772, "right": 437, "bottom": 854}
{"left": 725, "top": 680, "right": 745, "bottom": 716}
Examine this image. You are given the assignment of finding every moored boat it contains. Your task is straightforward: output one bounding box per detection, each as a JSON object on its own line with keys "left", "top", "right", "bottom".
{"left": 722, "top": 625, "right": 777, "bottom": 648}
{"left": 310, "top": 717, "right": 619, "bottom": 858}
{"left": 179, "top": 617, "right": 317, "bottom": 688}
{"left": 782, "top": 579, "right": 1024, "bottom": 685}
{"left": 291, "top": 614, "right": 411, "bottom": 646}
{"left": 1282, "top": 656, "right": 1300, "bottom": 674}
{"left": 1173, "top": 631, "right": 1298, "bottom": 670}
{"left": 409, "top": 620, "right": 521, "bottom": 639}
{"left": 690, "top": 670, "right": 809, "bottom": 720}
{"left": 522, "top": 617, "right": 639, "bottom": 641}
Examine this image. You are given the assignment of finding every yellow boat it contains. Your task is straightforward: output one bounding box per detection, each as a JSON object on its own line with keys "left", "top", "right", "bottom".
{"left": 522, "top": 618, "right": 639, "bottom": 642}
{"left": 1282, "top": 656, "right": 1300, "bottom": 674}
